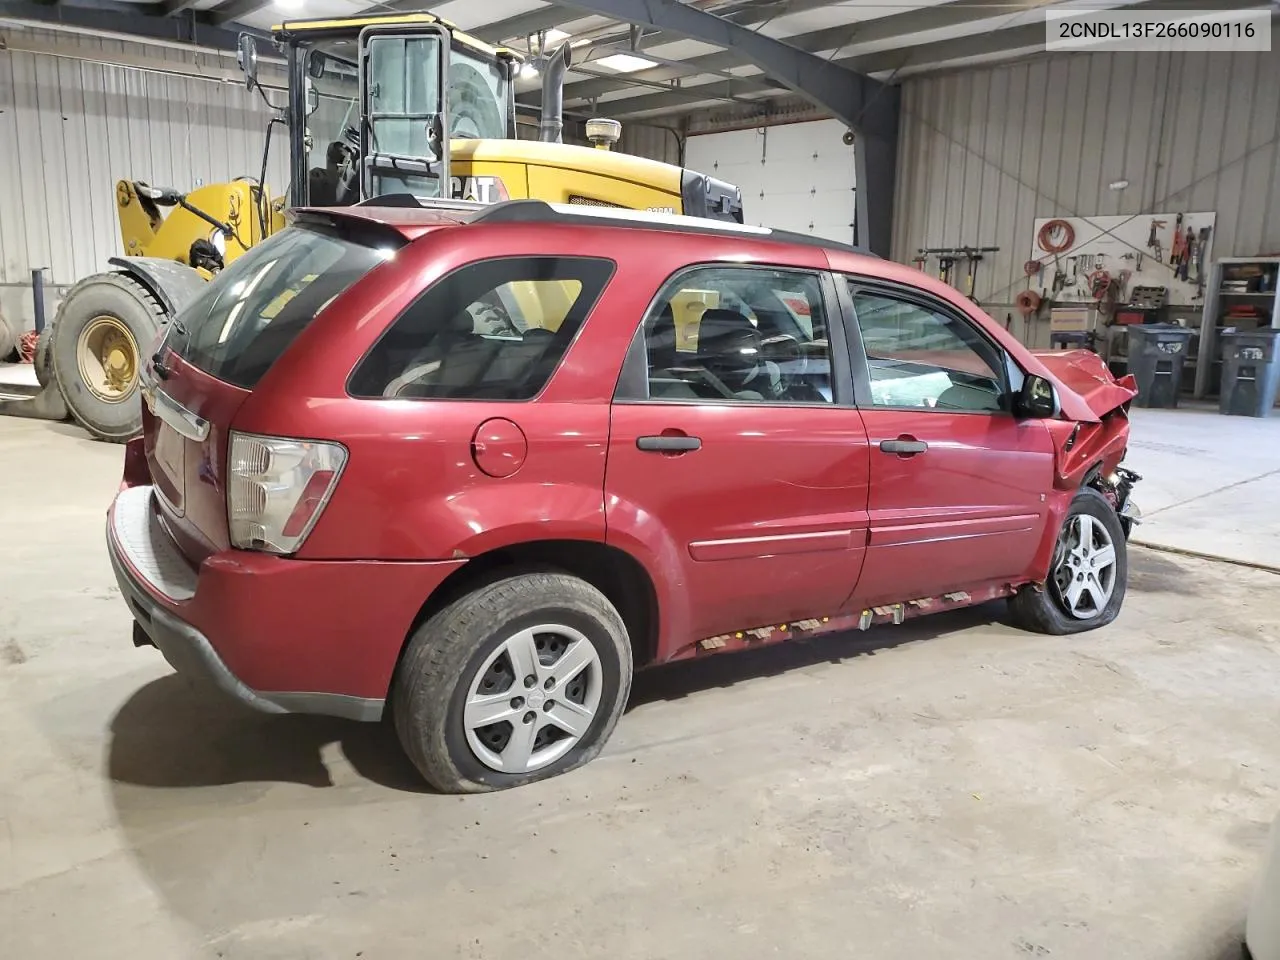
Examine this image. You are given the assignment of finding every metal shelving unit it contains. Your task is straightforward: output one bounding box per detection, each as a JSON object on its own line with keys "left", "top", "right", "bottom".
{"left": 1193, "top": 256, "right": 1280, "bottom": 399}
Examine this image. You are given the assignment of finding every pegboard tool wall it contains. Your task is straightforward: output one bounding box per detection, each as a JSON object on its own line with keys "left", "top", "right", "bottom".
{"left": 892, "top": 47, "right": 1280, "bottom": 347}
{"left": 1029, "top": 213, "right": 1215, "bottom": 307}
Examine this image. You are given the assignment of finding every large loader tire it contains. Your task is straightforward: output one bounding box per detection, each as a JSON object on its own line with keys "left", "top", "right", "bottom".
{"left": 51, "top": 273, "right": 166, "bottom": 442}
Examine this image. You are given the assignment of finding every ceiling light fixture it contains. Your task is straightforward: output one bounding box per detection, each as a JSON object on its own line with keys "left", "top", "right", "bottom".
{"left": 595, "top": 53, "right": 656, "bottom": 73}
{"left": 519, "top": 60, "right": 539, "bottom": 79}
{"left": 542, "top": 28, "right": 571, "bottom": 45}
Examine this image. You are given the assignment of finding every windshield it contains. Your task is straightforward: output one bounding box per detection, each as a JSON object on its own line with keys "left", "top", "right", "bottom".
{"left": 167, "top": 223, "right": 391, "bottom": 388}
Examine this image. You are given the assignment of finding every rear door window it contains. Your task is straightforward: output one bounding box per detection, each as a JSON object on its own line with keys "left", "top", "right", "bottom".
{"left": 168, "top": 223, "right": 391, "bottom": 388}
{"left": 348, "top": 257, "right": 615, "bottom": 400}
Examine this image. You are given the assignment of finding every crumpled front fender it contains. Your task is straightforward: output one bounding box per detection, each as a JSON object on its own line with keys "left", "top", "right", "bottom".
{"left": 1032, "top": 348, "right": 1138, "bottom": 423}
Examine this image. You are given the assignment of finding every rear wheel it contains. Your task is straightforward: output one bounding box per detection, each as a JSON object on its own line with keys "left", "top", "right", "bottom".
{"left": 50, "top": 273, "right": 166, "bottom": 442}
{"left": 1009, "top": 486, "right": 1127, "bottom": 635}
{"left": 393, "top": 572, "right": 633, "bottom": 793}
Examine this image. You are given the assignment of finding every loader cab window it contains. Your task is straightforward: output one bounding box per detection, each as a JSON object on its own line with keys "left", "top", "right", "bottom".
{"left": 449, "top": 49, "right": 507, "bottom": 140}
{"left": 301, "top": 42, "right": 360, "bottom": 208}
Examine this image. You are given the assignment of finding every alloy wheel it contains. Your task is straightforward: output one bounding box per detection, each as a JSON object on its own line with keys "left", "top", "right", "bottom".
{"left": 1052, "top": 513, "right": 1118, "bottom": 620}
{"left": 463, "top": 625, "right": 602, "bottom": 774}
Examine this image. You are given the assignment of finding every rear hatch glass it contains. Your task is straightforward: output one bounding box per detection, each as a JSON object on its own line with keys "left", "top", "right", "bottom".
{"left": 164, "top": 221, "right": 394, "bottom": 389}
{"left": 146, "top": 220, "right": 395, "bottom": 554}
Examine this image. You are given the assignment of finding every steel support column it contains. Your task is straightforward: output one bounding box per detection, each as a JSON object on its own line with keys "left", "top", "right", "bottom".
{"left": 561, "top": 0, "right": 899, "bottom": 256}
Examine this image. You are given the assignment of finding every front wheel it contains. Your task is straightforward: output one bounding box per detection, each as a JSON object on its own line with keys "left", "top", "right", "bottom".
{"left": 392, "top": 572, "right": 633, "bottom": 793}
{"left": 1009, "top": 487, "right": 1128, "bottom": 635}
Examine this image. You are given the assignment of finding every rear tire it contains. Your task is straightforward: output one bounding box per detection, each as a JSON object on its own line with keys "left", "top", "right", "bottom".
{"left": 393, "top": 572, "right": 633, "bottom": 793}
{"left": 51, "top": 273, "right": 166, "bottom": 442}
{"left": 1009, "top": 486, "right": 1127, "bottom": 635}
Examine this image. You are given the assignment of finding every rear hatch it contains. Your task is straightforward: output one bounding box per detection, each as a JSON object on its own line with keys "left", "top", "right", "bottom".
{"left": 144, "top": 221, "right": 394, "bottom": 559}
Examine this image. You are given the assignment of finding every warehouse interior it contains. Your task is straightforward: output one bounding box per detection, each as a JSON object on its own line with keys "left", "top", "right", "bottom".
{"left": 2, "top": 0, "right": 1280, "bottom": 956}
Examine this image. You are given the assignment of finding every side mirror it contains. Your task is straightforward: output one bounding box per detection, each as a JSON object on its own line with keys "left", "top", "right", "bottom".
{"left": 1016, "top": 374, "right": 1059, "bottom": 419}
{"left": 237, "top": 34, "right": 259, "bottom": 90}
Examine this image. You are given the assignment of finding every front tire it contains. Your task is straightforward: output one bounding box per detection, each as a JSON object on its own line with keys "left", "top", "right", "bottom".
{"left": 1009, "top": 486, "right": 1128, "bottom": 635}
{"left": 50, "top": 273, "right": 166, "bottom": 442}
{"left": 393, "top": 572, "right": 633, "bottom": 793}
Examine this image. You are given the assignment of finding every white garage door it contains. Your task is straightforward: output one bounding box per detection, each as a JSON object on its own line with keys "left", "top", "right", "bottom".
{"left": 684, "top": 120, "right": 857, "bottom": 245}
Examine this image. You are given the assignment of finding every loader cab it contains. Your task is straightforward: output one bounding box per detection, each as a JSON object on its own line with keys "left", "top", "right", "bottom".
{"left": 244, "top": 12, "right": 742, "bottom": 223}
{"left": 273, "top": 14, "right": 518, "bottom": 209}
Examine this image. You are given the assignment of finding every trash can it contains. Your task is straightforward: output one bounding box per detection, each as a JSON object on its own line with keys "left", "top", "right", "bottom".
{"left": 1219, "top": 329, "right": 1280, "bottom": 418}
{"left": 1127, "top": 324, "right": 1195, "bottom": 408}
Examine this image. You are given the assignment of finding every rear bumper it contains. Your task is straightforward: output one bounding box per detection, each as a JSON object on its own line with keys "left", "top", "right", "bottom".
{"left": 107, "top": 485, "right": 466, "bottom": 720}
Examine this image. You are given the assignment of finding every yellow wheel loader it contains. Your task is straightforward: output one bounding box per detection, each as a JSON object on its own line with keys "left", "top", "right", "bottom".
{"left": 44, "top": 11, "right": 743, "bottom": 441}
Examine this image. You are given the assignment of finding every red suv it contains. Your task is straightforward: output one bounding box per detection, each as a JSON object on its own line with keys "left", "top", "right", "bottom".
{"left": 108, "top": 200, "right": 1141, "bottom": 792}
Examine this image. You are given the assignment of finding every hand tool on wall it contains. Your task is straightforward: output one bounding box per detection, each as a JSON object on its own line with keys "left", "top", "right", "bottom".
{"left": 959, "top": 246, "right": 998, "bottom": 302}
{"left": 1169, "top": 213, "right": 1185, "bottom": 264}
{"left": 1176, "top": 228, "right": 1193, "bottom": 282}
{"left": 1148, "top": 219, "right": 1167, "bottom": 262}
{"left": 1194, "top": 226, "right": 1211, "bottom": 297}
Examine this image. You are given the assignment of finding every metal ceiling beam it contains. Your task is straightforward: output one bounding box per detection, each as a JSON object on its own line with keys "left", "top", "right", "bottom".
{"left": 559, "top": 0, "right": 894, "bottom": 139}
{"left": 828, "top": 0, "right": 1273, "bottom": 74}
{"left": 565, "top": 0, "right": 843, "bottom": 57}
{"left": 594, "top": 81, "right": 767, "bottom": 117}
{"left": 208, "top": 0, "right": 271, "bottom": 27}
{"left": 470, "top": 5, "right": 579, "bottom": 43}
{"left": 597, "top": 0, "right": 1269, "bottom": 113}
{"left": 559, "top": 0, "right": 1037, "bottom": 104}
{"left": 558, "top": 0, "right": 898, "bottom": 258}
{"left": 0, "top": 0, "right": 257, "bottom": 49}
{"left": 560, "top": 22, "right": 854, "bottom": 103}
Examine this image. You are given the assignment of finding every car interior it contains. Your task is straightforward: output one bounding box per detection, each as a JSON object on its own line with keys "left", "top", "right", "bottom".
{"left": 644, "top": 279, "right": 833, "bottom": 404}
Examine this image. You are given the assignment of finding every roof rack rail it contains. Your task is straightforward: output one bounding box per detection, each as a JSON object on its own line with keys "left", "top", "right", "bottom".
{"left": 470, "top": 199, "right": 878, "bottom": 258}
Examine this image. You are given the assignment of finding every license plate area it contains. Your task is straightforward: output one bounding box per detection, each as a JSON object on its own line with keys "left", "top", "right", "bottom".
{"left": 150, "top": 420, "right": 186, "bottom": 515}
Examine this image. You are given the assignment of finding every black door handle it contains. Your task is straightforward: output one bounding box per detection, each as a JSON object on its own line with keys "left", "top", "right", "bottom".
{"left": 637, "top": 435, "right": 702, "bottom": 452}
{"left": 879, "top": 438, "right": 928, "bottom": 455}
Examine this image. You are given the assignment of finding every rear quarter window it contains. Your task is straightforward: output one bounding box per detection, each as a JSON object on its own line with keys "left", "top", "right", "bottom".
{"left": 348, "top": 256, "right": 615, "bottom": 400}
{"left": 168, "top": 223, "right": 391, "bottom": 389}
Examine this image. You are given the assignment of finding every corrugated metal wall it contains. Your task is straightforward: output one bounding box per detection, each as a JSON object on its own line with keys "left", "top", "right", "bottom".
{"left": 893, "top": 48, "right": 1280, "bottom": 332}
{"left": 619, "top": 123, "right": 680, "bottom": 165}
{"left": 0, "top": 26, "right": 289, "bottom": 328}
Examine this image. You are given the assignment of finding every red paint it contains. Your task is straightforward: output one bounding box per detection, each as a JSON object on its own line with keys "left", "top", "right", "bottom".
{"left": 471, "top": 418, "right": 528, "bottom": 478}
{"left": 852, "top": 410, "right": 1056, "bottom": 607}
{"left": 116, "top": 206, "right": 1138, "bottom": 708}
{"left": 607, "top": 403, "right": 871, "bottom": 648}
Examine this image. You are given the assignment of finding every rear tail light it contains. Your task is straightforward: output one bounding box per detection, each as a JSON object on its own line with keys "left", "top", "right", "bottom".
{"left": 228, "top": 431, "right": 347, "bottom": 554}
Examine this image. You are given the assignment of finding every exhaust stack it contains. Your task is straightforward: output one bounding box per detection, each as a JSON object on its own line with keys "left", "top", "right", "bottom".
{"left": 538, "top": 42, "right": 571, "bottom": 143}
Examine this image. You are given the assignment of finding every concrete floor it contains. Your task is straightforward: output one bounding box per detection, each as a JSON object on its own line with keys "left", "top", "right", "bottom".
{"left": 2, "top": 413, "right": 1279, "bottom": 960}
{"left": 1125, "top": 406, "right": 1280, "bottom": 570}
